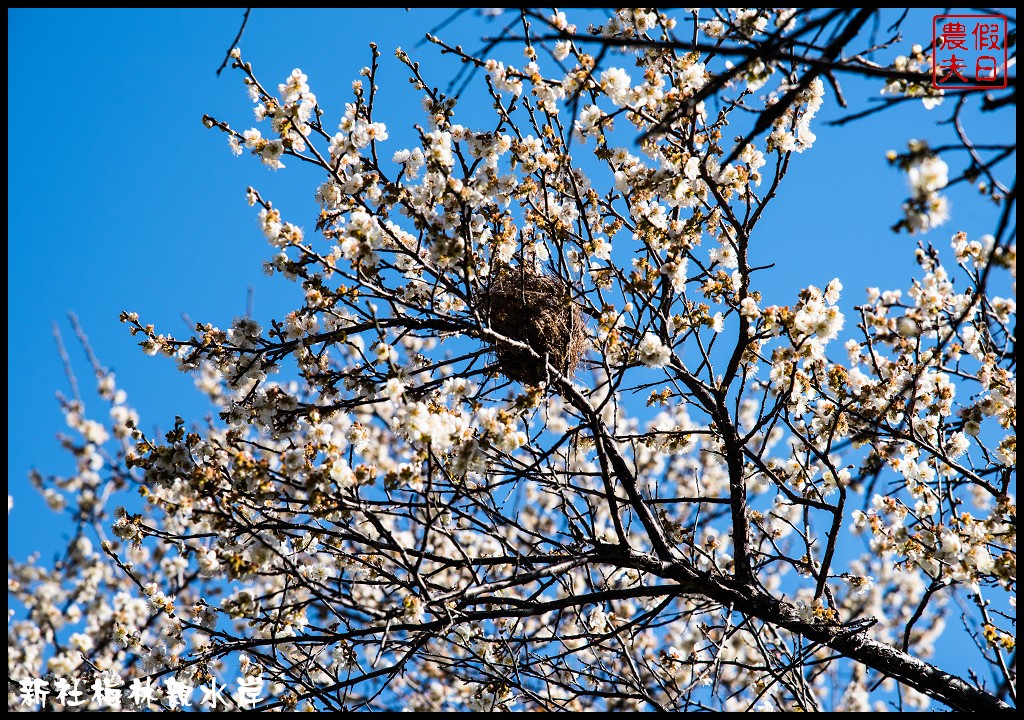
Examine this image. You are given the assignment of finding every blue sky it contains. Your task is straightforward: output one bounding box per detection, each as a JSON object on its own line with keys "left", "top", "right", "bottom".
{"left": 7, "top": 8, "right": 1015, "bottom": 695}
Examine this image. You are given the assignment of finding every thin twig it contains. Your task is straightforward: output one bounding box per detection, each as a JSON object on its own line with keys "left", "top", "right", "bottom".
{"left": 216, "top": 8, "right": 251, "bottom": 76}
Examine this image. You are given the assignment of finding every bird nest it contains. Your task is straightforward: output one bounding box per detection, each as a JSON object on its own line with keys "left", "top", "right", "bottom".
{"left": 484, "top": 267, "right": 586, "bottom": 385}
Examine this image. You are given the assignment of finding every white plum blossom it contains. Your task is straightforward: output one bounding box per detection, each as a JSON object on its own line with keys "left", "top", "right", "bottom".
{"left": 638, "top": 333, "right": 672, "bottom": 368}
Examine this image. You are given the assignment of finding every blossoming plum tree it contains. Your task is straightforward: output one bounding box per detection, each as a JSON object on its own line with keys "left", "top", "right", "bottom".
{"left": 9, "top": 8, "right": 1016, "bottom": 712}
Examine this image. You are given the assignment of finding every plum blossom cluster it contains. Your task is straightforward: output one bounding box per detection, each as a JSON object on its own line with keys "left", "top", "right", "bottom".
{"left": 765, "top": 76, "right": 825, "bottom": 154}
{"left": 889, "top": 140, "right": 951, "bottom": 234}
{"left": 880, "top": 44, "right": 944, "bottom": 110}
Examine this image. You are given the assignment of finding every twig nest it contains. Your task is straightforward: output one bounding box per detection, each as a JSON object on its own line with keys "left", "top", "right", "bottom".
{"left": 484, "top": 267, "right": 586, "bottom": 385}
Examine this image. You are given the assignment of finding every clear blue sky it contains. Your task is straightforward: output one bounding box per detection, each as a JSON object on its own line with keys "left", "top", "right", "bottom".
{"left": 7, "top": 7, "right": 1014, "bottom": 690}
